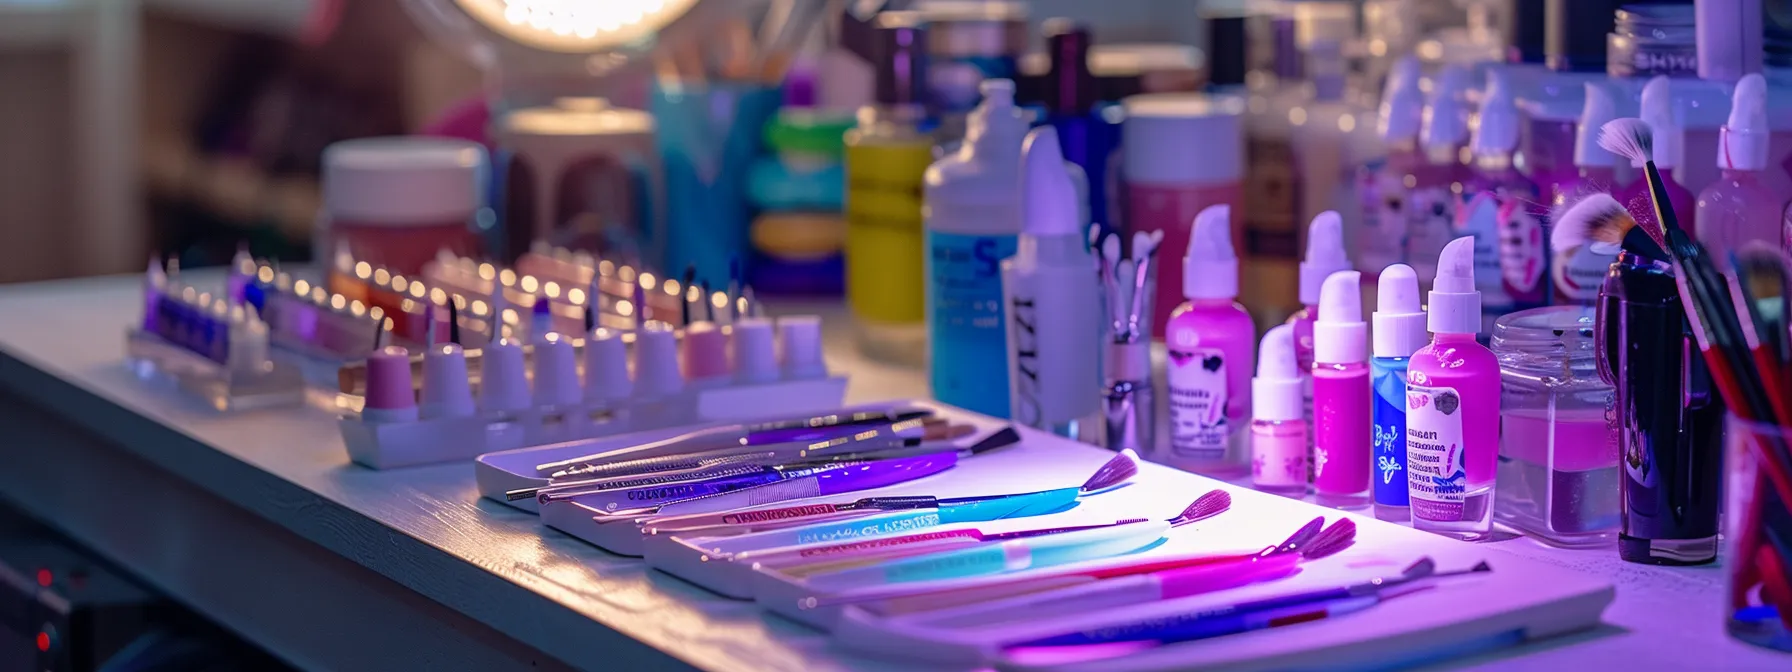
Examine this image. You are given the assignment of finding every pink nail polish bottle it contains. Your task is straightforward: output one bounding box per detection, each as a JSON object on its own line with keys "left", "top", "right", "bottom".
{"left": 1312, "top": 270, "right": 1370, "bottom": 509}
{"left": 1406, "top": 236, "right": 1501, "bottom": 540}
{"left": 1252, "top": 324, "right": 1307, "bottom": 496}
{"left": 1162, "top": 204, "right": 1255, "bottom": 478}
{"left": 363, "top": 345, "right": 418, "bottom": 423}
{"left": 1696, "top": 74, "right": 1781, "bottom": 260}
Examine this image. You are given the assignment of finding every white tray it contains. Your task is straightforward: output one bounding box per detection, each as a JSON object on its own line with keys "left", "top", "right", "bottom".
{"left": 345, "top": 375, "right": 846, "bottom": 469}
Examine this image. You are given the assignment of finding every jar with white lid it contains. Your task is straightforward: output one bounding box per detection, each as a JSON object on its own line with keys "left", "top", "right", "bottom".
{"left": 319, "top": 137, "right": 489, "bottom": 276}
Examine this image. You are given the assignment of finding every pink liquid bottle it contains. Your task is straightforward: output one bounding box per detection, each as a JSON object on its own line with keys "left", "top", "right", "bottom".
{"left": 1406, "top": 236, "right": 1501, "bottom": 540}
{"left": 1161, "top": 204, "right": 1256, "bottom": 478}
{"left": 1288, "top": 211, "right": 1350, "bottom": 484}
{"left": 1312, "top": 269, "right": 1370, "bottom": 509}
{"left": 1696, "top": 74, "right": 1781, "bottom": 260}
{"left": 1252, "top": 323, "right": 1307, "bottom": 496}
{"left": 1405, "top": 65, "right": 1473, "bottom": 283}
{"left": 1614, "top": 76, "right": 1697, "bottom": 241}
{"left": 1552, "top": 82, "right": 1625, "bottom": 305}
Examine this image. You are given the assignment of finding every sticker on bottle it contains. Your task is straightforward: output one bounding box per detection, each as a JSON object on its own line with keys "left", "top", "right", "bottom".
{"left": 1553, "top": 245, "right": 1617, "bottom": 304}
{"left": 1406, "top": 380, "right": 1467, "bottom": 521}
{"left": 1372, "top": 368, "right": 1409, "bottom": 507}
{"left": 1168, "top": 346, "right": 1229, "bottom": 459}
{"left": 1496, "top": 197, "right": 1547, "bottom": 306}
{"left": 926, "top": 230, "right": 1019, "bottom": 418}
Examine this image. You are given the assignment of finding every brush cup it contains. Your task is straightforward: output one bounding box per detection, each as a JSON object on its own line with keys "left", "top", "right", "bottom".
{"left": 1724, "top": 415, "right": 1792, "bottom": 652}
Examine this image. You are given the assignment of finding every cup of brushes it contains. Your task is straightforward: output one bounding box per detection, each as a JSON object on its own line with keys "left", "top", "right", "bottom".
{"left": 339, "top": 298, "right": 846, "bottom": 469}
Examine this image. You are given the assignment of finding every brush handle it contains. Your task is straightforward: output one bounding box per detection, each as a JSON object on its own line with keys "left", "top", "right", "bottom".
{"left": 740, "top": 528, "right": 986, "bottom": 568}
{"left": 1641, "top": 161, "right": 1682, "bottom": 240}
{"left": 810, "top": 521, "right": 1167, "bottom": 587}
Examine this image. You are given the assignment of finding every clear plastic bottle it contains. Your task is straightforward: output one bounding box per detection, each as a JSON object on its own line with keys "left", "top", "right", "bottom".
{"left": 1695, "top": 74, "right": 1781, "bottom": 260}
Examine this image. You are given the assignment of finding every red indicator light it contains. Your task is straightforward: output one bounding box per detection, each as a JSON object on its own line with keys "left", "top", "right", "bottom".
{"left": 36, "top": 632, "right": 50, "bottom": 652}
{"left": 36, "top": 569, "right": 51, "bottom": 587}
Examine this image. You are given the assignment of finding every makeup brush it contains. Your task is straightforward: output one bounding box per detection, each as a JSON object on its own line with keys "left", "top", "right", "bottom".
{"left": 645, "top": 451, "right": 1139, "bottom": 540}
{"left": 1729, "top": 245, "right": 1792, "bottom": 425}
{"left": 1599, "top": 119, "right": 1690, "bottom": 260}
{"left": 447, "top": 295, "right": 460, "bottom": 344}
{"left": 1549, "top": 192, "right": 1665, "bottom": 260}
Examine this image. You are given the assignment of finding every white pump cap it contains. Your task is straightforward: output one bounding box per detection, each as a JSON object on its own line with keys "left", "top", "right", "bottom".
{"left": 1379, "top": 56, "right": 1424, "bottom": 144}
{"left": 1298, "top": 211, "right": 1350, "bottom": 306}
{"left": 1253, "top": 324, "right": 1302, "bottom": 422}
{"left": 966, "top": 79, "right": 1028, "bottom": 155}
{"left": 1373, "top": 264, "right": 1429, "bottom": 358}
{"left": 1720, "top": 73, "right": 1769, "bottom": 171}
{"left": 1640, "top": 76, "right": 1682, "bottom": 169}
{"left": 1574, "top": 82, "right": 1619, "bottom": 168}
{"left": 1428, "top": 237, "right": 1481, "bottom": 335}
{"left": 1420, "top": 66, "right": 1471, "bottom": 153}
{"left": 1470, "top": 69, "right": 1519, "bottom": 158}
{"left": 1022, "top": 125, "right": 1078, "bottom": 237}
{"left": 1184, "top": 204, "right": 1238, "bottom": 300}
{"left": 1314, "top": 270, "right": 1366, "bottom": 364}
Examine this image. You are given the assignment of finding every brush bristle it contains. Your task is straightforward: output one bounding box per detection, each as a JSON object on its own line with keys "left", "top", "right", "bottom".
{"left": 1550, "top": 193, "right": 1636, "bottom": 255}
{"left": 1300, "top": 519, "right": 1358, "bottom": 560}
{"left": 1179, "top": 489, "right": 1232, "bottom": 521}
{"left": 1597, "top": 118, "right": 1654, "bottom": 166}
{"left": 1078, "top": 451, "right": 1139, "bottom": 492}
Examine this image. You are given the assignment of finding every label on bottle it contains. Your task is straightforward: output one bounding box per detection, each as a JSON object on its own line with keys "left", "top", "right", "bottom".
{"left": 1553, "top": 246, "right": 1616, "bottom": 304}
{"left": 845, "top": 141, "right": 935, "bottom": 325}
{"left": 1406, "top": 381, "right": 1467, "bottom": 521}
{"left": 1494, "top": 193, "right": 1548, "bottom": 308}
{"left": 1405, "top": 185, "right": 1455, "bottom": 280}
{"left": 926, "top": 230, "right": 1018, "bottom": 418}
{"left": 1252, "top": 424, "right": 1308, "bottom": 489}
{"left": 1372, "top": 366, "right": 1409, "bottom": 507}
{"left": 1167, "top": 346, "right": 1230, "bottom": 459}
{"left": 1356, "top": 160, "right": 1407, "bottom": 273}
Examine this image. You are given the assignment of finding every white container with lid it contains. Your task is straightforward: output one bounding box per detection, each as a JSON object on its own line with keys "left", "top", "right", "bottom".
{"left": 320, "top": 137, "right": 489, "bottom": 275}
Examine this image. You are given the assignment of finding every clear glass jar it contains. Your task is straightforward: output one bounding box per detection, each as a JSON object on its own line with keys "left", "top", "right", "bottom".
{"left": 1491, "top": 306, "right": 1620, "bottom": 547}
{"left": 1607, "top": 4, "right": 1697, "bottom": 78}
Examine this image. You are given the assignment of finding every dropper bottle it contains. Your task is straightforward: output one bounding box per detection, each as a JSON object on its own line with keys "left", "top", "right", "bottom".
{"left": 1459, "top": 68, "right": 1545, "bottom": 333}
{"left": 1406, "top": 65, "right": 1472, "bottom": 282}
{"left": 1371, "top": 263, "right": 1427, "bottom": 522}
{"left": 1287, "top": 211, "right": 1349, "bottom": 484}
{"left": 1406, "top": 236, "right": 1501, "bottom": 540}
{"left": 1312, "top": 269, "right": 1369, "bottom": 509}
{"left": 1002, "top": 126, "right": 1100, "bottom": 437}
{"left": 1696, "top": 73, "right": 1779, "bottom": 259}
{"left": 1162, "top": 204, "right": 1256, "bottom": 477}
{"left": 1358, "top": 55, "right": 1424, "bottom": 275}
{"left": 1251, "top": 324, "right": 1306, "bottom": 496}
{"left": 1552, "top": 82, "right": 1624, "bottom": 305}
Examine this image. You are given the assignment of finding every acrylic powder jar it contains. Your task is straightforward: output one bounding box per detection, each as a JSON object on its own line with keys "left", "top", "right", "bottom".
{"left": 319, "top": 137, "right": 489, "bottom": 276}
{"left": 1491, "top": 306, "right": 1620, "bottom": 547}
{"left": 1606, "top": 4, "right": 1698, "bottom": 79}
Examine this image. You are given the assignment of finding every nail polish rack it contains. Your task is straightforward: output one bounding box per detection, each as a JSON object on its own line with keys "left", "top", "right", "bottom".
{"left": 339, "top": 314, "right": 846, "bottom": 469}
{"left": 125, "top": 260, "right": 305, "bottom": 411}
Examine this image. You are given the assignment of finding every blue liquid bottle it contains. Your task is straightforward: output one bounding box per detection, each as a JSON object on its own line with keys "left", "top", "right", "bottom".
{"left": 1370, "top": 263, "right": 1427, "bottom": 522}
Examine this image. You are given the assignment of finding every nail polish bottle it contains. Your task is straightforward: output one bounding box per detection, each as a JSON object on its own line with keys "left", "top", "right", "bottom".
{"left": 730, "top": 318, "right": 779, "bottom": 384}
{"left": 778, "top": 316, "right": 826, "bottom": 380}
{"left": 1407, "top": 237, "right": 1501, "bottom": 540}
{"left": 531, "top": 332, "right": 582, "bottom": 410}
{"left": 1370, "top": 263, "right": 1427, "bottom": 522}
{"left": 583, "top": 327, "right": 632, "bottom": 405}
{"left": 478, "top": 337, "right": 531, "bottom": 415}
{"left": 363, "top": 346, "right": 419, "bottom": 423}
{"left": 1251, "top": 324, "right": 1306, "bottom": 496}
{"left": 1312, "top": 270, "right": 1370, "bottom": 509}
{"left": 420, "top": 342, "right": 474, "bottom": 419}
{"left": 680, "top": 321, "right": 732, "bottom": 387}
{"left": 1695, "top": 74, "right": 1780, "bottom": 260}
{"left": 1162, "top": 204, "right": 1255, "bottom": 478}
{"left": 633, "top": 321, "right": 684, "bottom": 399}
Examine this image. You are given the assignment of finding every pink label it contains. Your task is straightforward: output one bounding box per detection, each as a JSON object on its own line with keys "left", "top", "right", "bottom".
{"left": 1252, "top": 424, "right": 1308, "bottom": 489}
{"left": 1167, "top": 345, "right": 1230, "bottom": 458}
{"left": 1127, "top": 182, "right": 1242, "bottom": 338}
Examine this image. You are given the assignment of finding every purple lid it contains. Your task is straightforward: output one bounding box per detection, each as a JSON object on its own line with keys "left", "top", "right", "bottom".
{"left": 817, "top": 451, "right": 958, "bottom": 496}
{"left": 364, "top": 346, "right": 415, "bottom": 411}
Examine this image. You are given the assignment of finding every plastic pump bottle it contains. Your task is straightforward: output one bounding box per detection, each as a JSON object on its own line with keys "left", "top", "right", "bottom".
{"left": 1252, "top": 324, "right": 1307, "bottom": 496}
{"left": 1162, "top": 204, "right": 1256, "bottom": 478}
{"left": 1312, "top": 269, "right": 1370, "bottom": 508}
{"left": 1288, "top": 211, "right": 1350, "bottom": 483}
{"left": 924, "top": 79, "right": 1029, "bottom": 418}
{"left": 1406, "top": 236, "right": 1501, "bottom": 540}
{"left": 1371, "top": 263, "right": 1427, "bottom": 521}
{"left": 1406, "top": 65, "right": 1472, "bottom": 282}
{"left": 1358, "top": 56, "right": 1425, "bottom": 276}
{"left": 1552, "top": 82, "right": 1625, "bottom": 305}
{"left": 1003, "top": 126, "right": 1100, "bottom": 438}
{"left": 1697, "top": 74, "right": 1779, "bottom": 259}
{"left": 1459, "top": 68, "right": 1545, "bottom": 334}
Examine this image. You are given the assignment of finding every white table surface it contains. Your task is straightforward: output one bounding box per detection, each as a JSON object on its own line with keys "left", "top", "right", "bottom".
{"left": 0, "top": 273, "right": 1786, "bottom": 670}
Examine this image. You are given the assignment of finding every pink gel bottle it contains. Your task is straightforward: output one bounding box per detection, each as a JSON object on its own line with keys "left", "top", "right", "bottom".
{"left": 1252, "top": 323, "right": 1307, "bottom": 496}
{"left": 1696, "top": 74, "right": 1781, "bottom": 260}
{"left": 1312, "top": 270, "right": 1370, "bottom": 508}
{"left": 1406, "top": 236, "right": 1501, "bottom": 540}
{"left": 1162, "top": 204, "right": 1256, "bottom": 478}
{"left": 1615, "top": 76, "right": 1697, "bottom": 241}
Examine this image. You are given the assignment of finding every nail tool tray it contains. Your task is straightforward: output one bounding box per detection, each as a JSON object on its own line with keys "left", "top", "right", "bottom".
{"left": 476, "top": 401, "right": 1615, "bottom": 670}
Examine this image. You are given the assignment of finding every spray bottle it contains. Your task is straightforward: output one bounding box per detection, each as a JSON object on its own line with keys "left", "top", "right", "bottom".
{"left": 1407, "top": 236, "right": 1501, "bottom": 540}
{"left": 1162, "top": 204, "right": 1256, "bottom": 477}
{"left": 1696, "top": 74, "right": 1779, "bottom": 259}
{"left": 1371, "top": 263, "right": 1427, "bottom": 521}
{"left": 1004, "top": 126, "right": 1100, "bottom": 438}
{"left": 923, "top": 79, "right": 1029, "bottom": 417}
{"left": 1312, "top": 269, "right": 1369, "bottom": 508}
{"left": 1458, "top": 68, "right": 1544, "bottom": 334}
